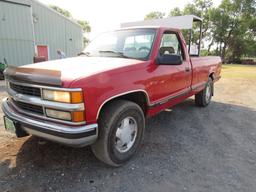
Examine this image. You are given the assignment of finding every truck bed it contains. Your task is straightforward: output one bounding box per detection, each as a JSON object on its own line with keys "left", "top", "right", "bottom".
{"left": 191, "top": 56, "right": 222, "bottom": 90}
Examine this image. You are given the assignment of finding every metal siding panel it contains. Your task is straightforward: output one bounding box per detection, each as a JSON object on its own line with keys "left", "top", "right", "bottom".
{"left": 0, "top": 1, "right": 34, "bottom": 66}
{"left": 31, "top": 1, "right": 66, "bottom": 60}
{"left": 0, "top": 1, "right": 33, "bottom": 40}
{"left": 6, "top": 0, "right": 31, "bottom": 5}
{"left": 0, "top": 39, "right": 33, "bottom": 66}
{"left": 31, "top": 0, "right": 83, "bottom": 59}
{"left": 65, "top": 20, "right": 83, "bottom": 57}
{"left": 0, "top": 0, "right": 83, "bottom": 65}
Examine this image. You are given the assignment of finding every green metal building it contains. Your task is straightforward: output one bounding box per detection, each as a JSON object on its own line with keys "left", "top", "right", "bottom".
{"left": 0, "top": 0, "right": 83, "bottom": 66}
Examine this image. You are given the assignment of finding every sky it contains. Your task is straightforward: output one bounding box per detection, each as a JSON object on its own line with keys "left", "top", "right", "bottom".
{"left": 39, "top": 0, "right": 222, "bottom": 39}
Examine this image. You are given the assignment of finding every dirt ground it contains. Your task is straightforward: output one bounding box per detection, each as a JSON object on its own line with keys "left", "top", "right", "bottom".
{"left": 0, "top": 64, "right": 256, "bottom": 192}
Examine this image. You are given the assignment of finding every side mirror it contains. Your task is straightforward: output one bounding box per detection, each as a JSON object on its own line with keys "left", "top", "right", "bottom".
{"left": 156, "top": 54, "right": 183, "bottom": 65}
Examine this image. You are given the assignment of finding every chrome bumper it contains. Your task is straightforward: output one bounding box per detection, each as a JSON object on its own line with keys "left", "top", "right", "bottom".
{"left": 2, "top": 98, "right": 98, "bottom": 147}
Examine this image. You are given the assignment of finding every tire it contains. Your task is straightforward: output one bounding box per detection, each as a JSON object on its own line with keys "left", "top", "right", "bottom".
{"left": 0, "top": 72, "right": 4, "bottom": 80}
{"left": 91, "top": 100, "right": 145, "bottom": 167}
{"left": 195, "top": 78, "right": 213, "bottom": 107}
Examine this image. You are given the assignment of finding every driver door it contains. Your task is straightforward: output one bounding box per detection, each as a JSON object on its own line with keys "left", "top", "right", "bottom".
{"left": 152, "top": 31, "right": 191, "bottom": 103}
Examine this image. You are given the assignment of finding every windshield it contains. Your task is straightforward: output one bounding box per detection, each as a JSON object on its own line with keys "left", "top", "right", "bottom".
{"left": 83, "top": 29, "right": 156, "bottom": 60}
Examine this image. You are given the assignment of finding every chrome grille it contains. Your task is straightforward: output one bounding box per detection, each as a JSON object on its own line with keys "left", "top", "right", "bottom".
{"left": 6, "top": 80, "right": 85, "bottom": 125}
{"left": 12, "top": 100, "right": 44, "bottom": 115}
{"left": 10, "top": 82, "right": 41, "bottom": 97}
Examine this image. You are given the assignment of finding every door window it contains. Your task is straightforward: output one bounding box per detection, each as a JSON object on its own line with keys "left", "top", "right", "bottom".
{"left": 159, "top": 33, "right": 184, "bottom": 59}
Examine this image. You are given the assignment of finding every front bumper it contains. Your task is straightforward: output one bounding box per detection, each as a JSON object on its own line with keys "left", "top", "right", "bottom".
{"left": 2, "top": 98, "right": 98, "bottom": 147}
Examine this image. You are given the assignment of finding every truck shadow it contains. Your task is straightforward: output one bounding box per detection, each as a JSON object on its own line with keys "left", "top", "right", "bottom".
{"left": 1, "top": 99, "right": 256, "bottom": 191}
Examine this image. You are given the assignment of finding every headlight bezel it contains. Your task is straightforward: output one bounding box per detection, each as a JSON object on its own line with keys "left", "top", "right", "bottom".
{"left": 42, "top": 88, "right": 85, "bottom": 123}
{"left": 45, "top": 108, "right": 72, "bottom": 121}
{"left": 42, "top": 89, "right": 83, "bottom": 104}
{"left": 45, "top": 108, "right": 85, "bottom": 122}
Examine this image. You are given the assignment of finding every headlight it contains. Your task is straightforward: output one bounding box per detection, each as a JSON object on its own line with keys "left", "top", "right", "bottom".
{"left": 46, "top": 108, "right": 85, "bottom": 122}
{"left": 42, "top": 89, "right": 83, "bottom": 103}
{"left": 46, "top": 108, "right": 72, "bottom": 121}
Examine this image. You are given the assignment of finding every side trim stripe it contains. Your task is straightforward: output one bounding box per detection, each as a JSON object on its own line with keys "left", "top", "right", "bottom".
{"left": 191, "top": 82, "right": 207, "bottom": 90}
{"left": 149, "top": 88, "right": 191, "bottom": 108}
{"left": 149, "top": 82, "right": 207, "bottom": 108}
{"left": 96, "top": 82, "right": 208, "bottom": 119}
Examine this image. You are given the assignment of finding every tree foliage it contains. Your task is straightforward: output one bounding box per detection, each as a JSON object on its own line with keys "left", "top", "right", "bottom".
{"left": 145, "top": 0, "right": 256, "bottom": 63}
{"left": 49, "top": 5, "right": 72, "bottom": 18}
{"left": 209, "top": 0, "right": 256, "bottom": 62}
{"left": 169, "top": 8, "right": 182, "bottom": 16}
{"left": 49, "top": 5, "right": 91, "bottom": 47}
{"left": 77, "top": 20, "right": 91, "bottom": 33}
{"left": 144, "top": 11, "right": 165, "bottom": 20}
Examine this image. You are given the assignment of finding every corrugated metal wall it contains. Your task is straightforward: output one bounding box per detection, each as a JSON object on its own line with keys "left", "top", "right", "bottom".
{"left": 65, "top": 19, "right": 83, "bottom": 57}
{"left": 0, "top": 0, "right": 83, "bottom": 66}
{"left": 0, "top": 1, "right": 34, "bottom": 66}
{"left": 30, "top": 1, "right": 83, "bottom": 60}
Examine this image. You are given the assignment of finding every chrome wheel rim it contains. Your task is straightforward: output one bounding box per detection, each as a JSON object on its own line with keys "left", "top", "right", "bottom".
{"left": 115, "top": 117, "right": 138, "bottom": 153}
{"left": 205, "top": 83, "right": 211, "bottom": 103}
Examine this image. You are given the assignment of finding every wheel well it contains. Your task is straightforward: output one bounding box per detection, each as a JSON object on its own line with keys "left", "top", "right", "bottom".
{"left": 209, "top": 72, "right": 214, "bottom": 80}
{"left": 209, "top": 72, "right": 214, "bottom": 96}
{"left": 98, "top": 91, "right": 149, "bottom": 119}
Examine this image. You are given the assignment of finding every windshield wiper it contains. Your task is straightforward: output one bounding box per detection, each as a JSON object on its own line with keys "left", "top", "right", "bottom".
{"left": 99, "top": 50, "right": 127, "bottom": 58}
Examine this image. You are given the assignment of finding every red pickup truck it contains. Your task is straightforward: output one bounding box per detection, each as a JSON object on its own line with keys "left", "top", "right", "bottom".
{"left": 2, "top": 26, "right": 221, "bottom": 166}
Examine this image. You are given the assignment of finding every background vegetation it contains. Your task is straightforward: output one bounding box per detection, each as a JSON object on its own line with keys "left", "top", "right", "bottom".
{"left": 50, "top": 0, "right": 255, "bottom": 63}
{"left": 145, "top": 0, "right": 256, "bottom": 63}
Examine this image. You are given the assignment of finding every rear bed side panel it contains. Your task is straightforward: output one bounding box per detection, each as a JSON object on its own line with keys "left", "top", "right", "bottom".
{"left": 190, "top": 56, "right": 222, "bottom": 91}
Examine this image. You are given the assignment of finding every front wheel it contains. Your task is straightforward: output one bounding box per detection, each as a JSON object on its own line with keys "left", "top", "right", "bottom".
{"left": 195, "top": 78, "right": 213, "bottom": 107}
{"left": 91, "top": 100, "right": 145, "bottom": 166}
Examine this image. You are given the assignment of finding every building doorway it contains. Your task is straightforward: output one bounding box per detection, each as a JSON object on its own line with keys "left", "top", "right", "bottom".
{"left": 37, "top": 45, "right": 49, "bottom": 61}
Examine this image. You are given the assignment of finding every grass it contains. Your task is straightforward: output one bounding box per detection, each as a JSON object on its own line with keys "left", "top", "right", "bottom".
{"left": 221, "top": 64, "right": 256, "bottom": 79}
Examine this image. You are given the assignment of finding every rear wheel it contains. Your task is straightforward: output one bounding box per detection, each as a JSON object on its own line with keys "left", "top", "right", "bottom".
{"left": 195, "top": 78, "right": 213, "bottom": 107}
{"left": 91, "top": 100, "right": 145, "bottom": 166}
{"left": 0, "top": 72, "right": 4, "bottom": 80}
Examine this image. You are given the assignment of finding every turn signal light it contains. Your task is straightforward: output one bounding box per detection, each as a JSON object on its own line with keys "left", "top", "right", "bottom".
{"left": 71, "top": 91, "right": 83, "bottom": 103}
{"left": 72, "top": 111, "right": 85, "bottom": 122}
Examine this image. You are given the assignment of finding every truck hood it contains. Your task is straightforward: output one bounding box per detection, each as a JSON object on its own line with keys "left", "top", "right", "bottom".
{"left": 6, "top": 57, "right": 145, "bottom": 87}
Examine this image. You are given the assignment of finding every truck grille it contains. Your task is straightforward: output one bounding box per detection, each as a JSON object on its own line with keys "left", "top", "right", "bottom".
{"left": 12, "top": 100, "right": 44, "bottom": 115}
{"left": 10, "top": 82, "right": 41, "bottom": 97}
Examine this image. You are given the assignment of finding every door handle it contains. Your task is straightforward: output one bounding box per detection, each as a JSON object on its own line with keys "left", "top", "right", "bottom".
{"left": 185, "top": 67, "right": 190, "bottom": 72}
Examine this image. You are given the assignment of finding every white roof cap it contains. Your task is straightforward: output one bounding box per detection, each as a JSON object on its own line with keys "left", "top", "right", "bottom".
{"left": 121, "top": 15, "right": 202, "bottom": 30}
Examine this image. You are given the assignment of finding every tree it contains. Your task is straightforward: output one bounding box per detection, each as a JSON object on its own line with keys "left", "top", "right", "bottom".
{"left": 168, "top": 1, "right": 214, "bottom": 52}
{"left": 209, "top": 0, "right": 256, "bottom": 62}
{"left": 182, "top": 0, "right": 213, "bottom": 50}
{"left": 49, "top": 5, "right": 72, "bottom": 18}
{"left": 144, "top": 11, "right": 165, "bottom": 20}
{"left": 77, "top": 20, "right": 91, "bottom": 47}
{"left": 169, "top": 7, "right": 182, "bottom": 16}
{"left": 77, "top": 20, "right": 91, "bottom": 33}
{"left": 144, "top": 0, "right": 256, "bottom": 62}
